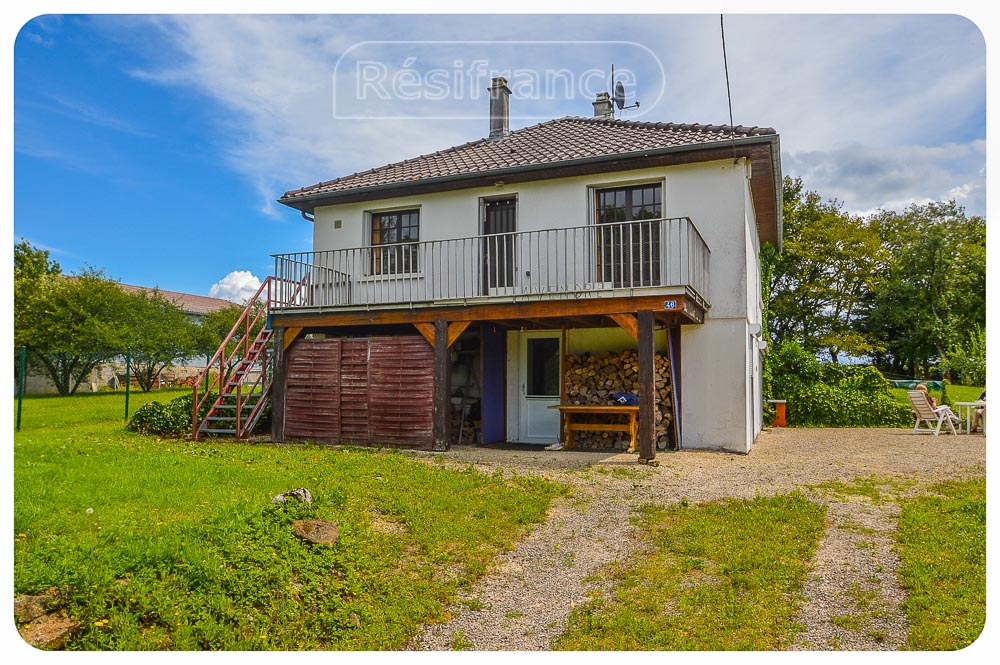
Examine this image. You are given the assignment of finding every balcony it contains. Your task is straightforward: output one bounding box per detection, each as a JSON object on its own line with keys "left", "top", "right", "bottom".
{"left": 271, "top": 217, "right": 710, "bottom": 315}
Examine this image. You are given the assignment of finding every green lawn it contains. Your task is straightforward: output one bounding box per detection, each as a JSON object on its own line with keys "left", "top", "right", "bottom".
{"left": 15, "top": 391, "right": 986, "bottom": 651}
{"left": 897, "top": 477, "right": 986, "bottom": 650}
{"left": 15, "top": 387, "right": 190, "bottom": 430}
{"left": 889, "top": 383, "right": 984, "bottom": 408}
{"left": 14, "top": 392, "right": 566, "bottom": 650}
{"left": 555, "top": 493, "right": 827, "bottom": 650}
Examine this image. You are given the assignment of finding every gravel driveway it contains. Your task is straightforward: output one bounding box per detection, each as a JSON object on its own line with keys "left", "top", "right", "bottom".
{"left": 406, "top": 427, "right": 986, "bottom": 651}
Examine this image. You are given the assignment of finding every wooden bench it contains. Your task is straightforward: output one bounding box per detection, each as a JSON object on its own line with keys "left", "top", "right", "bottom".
{"left": 548, "top": 405, "right": 639, "bottom": 452}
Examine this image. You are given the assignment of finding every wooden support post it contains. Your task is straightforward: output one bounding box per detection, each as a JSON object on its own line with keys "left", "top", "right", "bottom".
{"left": 667, "top": 326, "right": 681, "bottom": 451}
{"left": 637, "top": 310, "right": 656, "bottom": 462}
{"left": 271, "top": 327, "right": 287, "bottom": 443}
{"left": 433, "top": 319, "right": 451, "bottom": 451}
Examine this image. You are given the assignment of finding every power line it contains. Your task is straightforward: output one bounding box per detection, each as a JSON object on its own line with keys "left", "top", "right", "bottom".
{"left": 720, "top": 14, "right": 739, "bottom": 164}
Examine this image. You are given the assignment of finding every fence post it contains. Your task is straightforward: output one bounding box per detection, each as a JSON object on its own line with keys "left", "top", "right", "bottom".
{"left": 16, "top": 346, "right": 26, "bottom": 432}
{"left": 124, "top": 348, "right": 131, "bottom": 420}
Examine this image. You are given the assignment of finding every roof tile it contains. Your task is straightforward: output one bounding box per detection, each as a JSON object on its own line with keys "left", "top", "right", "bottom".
{"left": 280, "top": 116, "right": 775, "bottom": 201}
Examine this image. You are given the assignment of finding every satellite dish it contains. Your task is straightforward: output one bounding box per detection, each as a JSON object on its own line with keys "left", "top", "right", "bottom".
{"left": 608, "top": 64, "right": 641, "bottom": 117}
{"left": 614, "top": 81, "right": 626, "bottom": 110}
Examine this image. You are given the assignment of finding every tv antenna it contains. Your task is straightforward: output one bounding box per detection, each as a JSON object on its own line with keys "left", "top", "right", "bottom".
{"left": 610, "top": 64, "right": 640, "bottom": 117}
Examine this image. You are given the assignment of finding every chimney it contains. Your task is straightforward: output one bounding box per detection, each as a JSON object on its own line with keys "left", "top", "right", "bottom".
{"left": 488, "top": 77, "right": 511, "bottom": 141}
{"left": 593, "top": 91, "right": 613, "bottom": 117}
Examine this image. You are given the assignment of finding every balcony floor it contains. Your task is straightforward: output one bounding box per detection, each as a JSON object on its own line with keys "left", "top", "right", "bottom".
{"left": 270, "top": 289, "right": 706, "bottom": 332}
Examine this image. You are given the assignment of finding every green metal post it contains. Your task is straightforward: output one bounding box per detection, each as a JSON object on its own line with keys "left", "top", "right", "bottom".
{"left": 16, "top": 346, "right": 27, "bottom": 432}
{"left": 124, "top": 348, "right": 131, "bottom": 419}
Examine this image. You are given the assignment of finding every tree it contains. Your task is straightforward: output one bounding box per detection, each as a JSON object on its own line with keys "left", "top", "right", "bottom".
{"left": 14, "top": 239, "right": 61, "bottom": 282}
{"left": 766, "top": 177, "right": 886, "bottom": 362}
{"left": 941, "top": 325, "right": 986, "bottom": 387}
{"left": 13, "top": 240, "right": 62, "bottom": 384}
{"left": 121, "top": 289, "right": 202, "bottom": 392}
{"left": 16, "top": 268, "right": 132, "bottom": 395}
{"left": 194, "top": 303, "right": 254, "bottom": 385}
{"left": 862, "top": 201, "right": 985, "bottom": 378}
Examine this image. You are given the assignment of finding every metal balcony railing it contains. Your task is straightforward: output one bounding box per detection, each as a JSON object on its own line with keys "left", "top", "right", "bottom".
{"left": 271, "top": 217, "right": 710, "bottom": 311}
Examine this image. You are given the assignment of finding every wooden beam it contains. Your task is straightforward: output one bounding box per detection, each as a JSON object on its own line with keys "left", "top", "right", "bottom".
{"left": 282, "top": 326, "right": 304, "bottom": 352}
{"left": 446, "top": 321, "right": 470, "bottom": 348}
{"left": 432, "top": 319, "right": 451, "bottom": 451}
{"left": 272, "top": 293, "right": 697, "bottom": 329}
{"left": 413, "top": 322, "right": 436, "bottom": 347}
{"left": 608, "top": 313, "right": 639, "bottom": 341}
{"left": 637, "top": 310, "right": 656, "bottom": 462}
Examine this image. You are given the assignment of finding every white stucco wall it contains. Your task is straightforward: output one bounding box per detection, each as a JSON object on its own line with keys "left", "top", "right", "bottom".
{"left": 309, "top": 157, "right": 764, "bottom": 452}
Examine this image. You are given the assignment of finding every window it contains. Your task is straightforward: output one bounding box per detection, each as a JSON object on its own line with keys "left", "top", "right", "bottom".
{"left": 526, "top": 337, "right": 560, "bottom": 397}
{"left": 370, "top": 209, "right": 419, "bottom": 275}
{"left": 595, "top": 184, "right": 662, "bottom": 287}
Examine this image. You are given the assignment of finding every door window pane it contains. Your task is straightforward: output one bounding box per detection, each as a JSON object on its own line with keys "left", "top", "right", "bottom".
{"left": 595, "top": 184, "right": 662, "bottom": 287}
{"left": 526, "top": 338, "right": 560, "bottom": 397}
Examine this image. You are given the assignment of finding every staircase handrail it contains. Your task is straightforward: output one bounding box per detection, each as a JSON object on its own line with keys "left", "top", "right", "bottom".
{"left": 192, "top": 276, "right": 272, "bottom": 437}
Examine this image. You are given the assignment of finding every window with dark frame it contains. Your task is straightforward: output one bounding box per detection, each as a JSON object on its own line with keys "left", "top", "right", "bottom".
{"left": 370, "top": 209, "right": 419, "bottom": 275}
{"left": 595, "top": 184, "right": 662, "bottom": 287}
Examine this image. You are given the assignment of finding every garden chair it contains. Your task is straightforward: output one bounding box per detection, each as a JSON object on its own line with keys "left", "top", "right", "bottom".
{"left": 907, "top": 390, "right": 958, "bottom": 435}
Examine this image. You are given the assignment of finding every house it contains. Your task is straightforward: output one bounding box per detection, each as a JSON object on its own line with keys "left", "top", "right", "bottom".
{"left": 119, "top": 283, "right": 235, "bottom": 323}
{"left": 207, "top": 78, "right": 782, "bottom": 457}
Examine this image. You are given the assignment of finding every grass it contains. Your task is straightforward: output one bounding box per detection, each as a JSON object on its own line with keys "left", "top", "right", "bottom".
{"left": 555, "top": 493, "right": 827, "bottom": 650}
{"left": 897, "top": 477, "right": 986, "bottom": 650}
{"left": 14, "top": 392, "right": 566, "bottom": 650}
{"left": 15, "top": 387, "right": 190, "bottom": 430}
{"left": 15, "top": 391, "right": 987, "bottom": 651}
{"left": 831, "top": 582, "right": 893, "bottom": 643}
{"left": 809, "top": 474, "right": 915, "bottom": 505}
{"left": 889, "top": 383, "right": 983, "bottom": 409}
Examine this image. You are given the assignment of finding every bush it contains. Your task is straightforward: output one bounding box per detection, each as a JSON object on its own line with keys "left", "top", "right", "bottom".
{"left": 939, "top": 380, "right": 952, "bottom": 408}
{"left": 770, "top": 341, "right": 912, "bottom": 427}
{"left": 127, "top": 391, "right": 216, "bottom": 437}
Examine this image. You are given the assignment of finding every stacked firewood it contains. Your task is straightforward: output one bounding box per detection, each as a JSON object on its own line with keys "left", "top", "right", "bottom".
{"left": 449, "top": 407, "right": 479, "bottom": 446}
{"left": 563, "top": 350, "right": 673, "bottom": 450}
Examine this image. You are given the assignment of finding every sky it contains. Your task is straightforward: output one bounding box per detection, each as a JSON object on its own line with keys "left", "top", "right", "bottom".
{"left": 9, "top": 7, "right": 989, "bottom": 302}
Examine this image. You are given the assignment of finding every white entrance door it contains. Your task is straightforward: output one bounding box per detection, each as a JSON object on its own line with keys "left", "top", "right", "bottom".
{"left": 517, "top": 331, "right": 561, "bottom": 444}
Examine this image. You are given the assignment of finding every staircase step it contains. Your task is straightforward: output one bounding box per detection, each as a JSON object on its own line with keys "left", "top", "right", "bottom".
{"left": 201, "top": 428, "right": 237, "bottom": 435}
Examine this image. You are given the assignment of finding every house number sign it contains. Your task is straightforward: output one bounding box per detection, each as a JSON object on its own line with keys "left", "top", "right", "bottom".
{"left": 663, "top": 300, "right": 678, "bottom": 309}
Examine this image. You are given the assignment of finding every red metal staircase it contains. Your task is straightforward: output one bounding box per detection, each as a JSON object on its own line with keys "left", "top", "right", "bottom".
{"left": 193, "top": 277, "right": 274, "bottom": 440}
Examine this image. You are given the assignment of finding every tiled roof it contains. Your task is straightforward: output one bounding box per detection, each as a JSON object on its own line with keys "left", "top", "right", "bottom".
{"left": 120, "top": 284, "right": 235, "bottom": 316}
{"left": 280, "top": 116, "right": 776, "bottom": 202}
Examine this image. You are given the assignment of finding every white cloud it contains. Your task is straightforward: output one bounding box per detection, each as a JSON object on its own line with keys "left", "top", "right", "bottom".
{"left": 102, "top": 14, "right": 984, "bottom": 217}
{"left": 784, "top": 140, "right": 986, "bottom": 216}
{"left": 209, "top": 270, "right": 262, "bottom": 304}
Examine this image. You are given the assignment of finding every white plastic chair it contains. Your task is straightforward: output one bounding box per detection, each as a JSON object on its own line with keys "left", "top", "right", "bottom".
{"left": 907, "top": 390, "right": 958, "bottom": 435}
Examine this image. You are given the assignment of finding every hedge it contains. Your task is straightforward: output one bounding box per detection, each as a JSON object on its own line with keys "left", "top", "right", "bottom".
{"left": 769, "top": 341, "right": 912, "bottom": 427}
